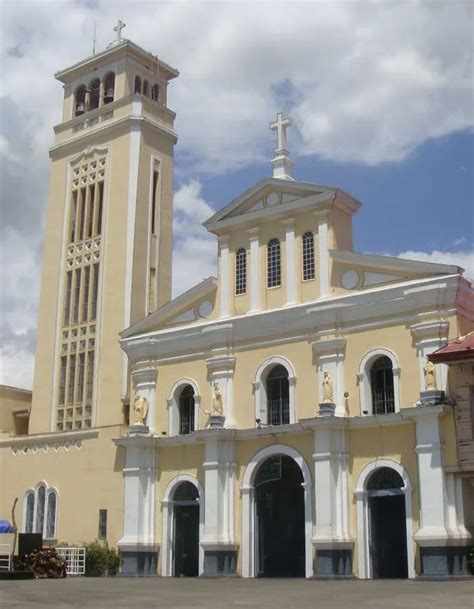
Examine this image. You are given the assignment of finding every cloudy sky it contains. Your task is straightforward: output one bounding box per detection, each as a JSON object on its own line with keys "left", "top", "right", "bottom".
{"left": 1, "top": 0, "right": 473, "bottom": 389}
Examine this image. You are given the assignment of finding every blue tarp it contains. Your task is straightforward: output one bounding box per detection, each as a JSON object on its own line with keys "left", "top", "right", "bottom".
{"left": 0, "top": 520, "right": 15, "bottom": 533}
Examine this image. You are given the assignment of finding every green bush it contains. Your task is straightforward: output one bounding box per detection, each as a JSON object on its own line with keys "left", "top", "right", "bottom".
{"left": 84, "top": 541, "right": 120, "bottom": 576}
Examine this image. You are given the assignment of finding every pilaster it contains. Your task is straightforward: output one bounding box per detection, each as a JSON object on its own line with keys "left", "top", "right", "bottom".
{"left": 410, "top": 321, "right": 449, "bottom": 393}
{"left": 200, "top": 430, "right": 237, "bottom": 576}
{"left": 247, "top": 227, "right": 261, "bottom": 312}
{"left": 315, "top": 211, "right": 330, "bottom": 297}
{"left": 411, "top": 405, "right": 471, "bottom": 577}
{"left": 115, "top": 435, "right": 158, "bottom": 576}
{"left": 281, "top": 218, "right": 297, "bottom": 306}
{"left": 131, "top": 367, "right": 158, "bottom": 433}
{"left": 218, "top": 235, "right": 231, "bottom": 319}
{"left": 312, "top": 338, "right": 347, "bottom": 417}
{"left": 311, "top": 422, "right": 353, "bottom": 578}
{"left": 206, "top": 355, "right": 236, "bottom": 427}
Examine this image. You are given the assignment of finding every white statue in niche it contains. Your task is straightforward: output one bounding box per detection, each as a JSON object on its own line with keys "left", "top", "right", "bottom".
{"left": 212, "top": 382, "right": 224, "bottom": 415}
{"left": 133, "top": 393, "right": 148, "bottom": 425}
{"left": 423, "top": 360, "right": 437, "bottom": 390}
{"left": 322, "top": 371, "right": 334, "bottom": 403}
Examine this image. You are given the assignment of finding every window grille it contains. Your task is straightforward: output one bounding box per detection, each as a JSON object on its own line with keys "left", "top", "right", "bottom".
{"left": 179, "top": 385, "right": 195, "bottom": 435}
{"left": 77, "top": 353, "right": 85, "bottom": 404}
{"left": 235, "top": 248, "right": 247, "bottom": 295}
{"left": 370, "top": 356, "right": 395, "bottom": 414}
{"left": 78, "top": 188, "right": 86, "bottom": 241}
{"left": 266, "top": 365, "right": 290, "bottom": 425}
{"left": 35, "top": 486, "right": 46, "bottom": 534}
{"left": 59, "top": 356, "right": 67, "bottom": 405}
{"left": 64, "top": 272, "right": 72, "bottom": 325}
{"left": 366, "top": 467, "right": 403, "bottom": 491}
{"left": 25, "top": 493, "right": 34, "bottom": 534}
{"left": 151, "top": 170, "right": 159, "bottom": 235}
{"left": 87, "top": 185, "right": 95, "bottom": 239}
{"left": 68, "top": 355, "right": 76, "bottom": 405}
{"left": 98, "top": 509, "right": 107, "bottom": 540}
{"left": 73, "top": 268, "right": 81, "bottom": 324}
{"left": 82, "top": 266, "right": 90, "bottom": 322}
{"left": 302, "top": 232, "right": 315, "bottom": 280}
{"left": 45, "top": 492, "right": 57, "bottom": 539}
{"left": 267, "top": 238, "right": 281, "bottom": 288}
{"left": 69, "top": 192, "right": 77, "bottom": 242}
{"left": 174, "top": 482, "right": 199, "bottom": 502}
{"left": 86, "top": 350, "right": 94, "bottom": 404}
{"left": 97, "top": 183, "right": 104, "bottom": 236}
{"left": 134, "top": 75, "right": 142, "bottom": 94}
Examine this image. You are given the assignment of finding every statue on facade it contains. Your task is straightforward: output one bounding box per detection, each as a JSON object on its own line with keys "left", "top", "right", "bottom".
{"left": 133, "top": 393, "right": 148, "bottom": 425}
{"left": 423, "top": 360, "right": 437, "bottom": 391}
{"left": 212, "top": 382, "right": 223, "bottom": 415}
{"left": 322, "top": 371, "right": 334, "bottom": 403}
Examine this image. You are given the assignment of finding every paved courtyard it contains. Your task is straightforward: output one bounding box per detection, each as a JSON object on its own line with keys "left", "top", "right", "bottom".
{"left": 1, "top": 577, "right": 473, "bottom": 609}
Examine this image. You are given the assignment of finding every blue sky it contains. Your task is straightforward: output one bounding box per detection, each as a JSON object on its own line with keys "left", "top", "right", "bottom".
{"left": 1, "top": 0, "right": 473, "bottom": 387}
{"left": 178, "top": 129, "right": 473, "bottom": 257}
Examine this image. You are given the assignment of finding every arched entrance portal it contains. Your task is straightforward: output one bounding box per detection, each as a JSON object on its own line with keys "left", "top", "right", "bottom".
{"left": 255, "top": 455, "right": 305, "bottom": 577}
{"left": 173, "top": 482, "right": 199, "bottom": 577}
{"left": 367, "top": 467, "right": 408, "bottom": 578}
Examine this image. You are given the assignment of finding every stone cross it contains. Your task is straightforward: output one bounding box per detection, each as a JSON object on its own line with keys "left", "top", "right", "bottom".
{"left": 113, "top": 19, "right": 126, "bottom": 43}
{"left": 270, "top": 112, "right": 293, "bottom": 152}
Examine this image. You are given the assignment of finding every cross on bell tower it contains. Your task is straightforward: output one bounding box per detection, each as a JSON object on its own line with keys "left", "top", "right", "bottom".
{"left": 270, "top": 112, "right": 294, "bottom": 180}
{"left": 107, "top": 19, "right": 126, "bottom": 48}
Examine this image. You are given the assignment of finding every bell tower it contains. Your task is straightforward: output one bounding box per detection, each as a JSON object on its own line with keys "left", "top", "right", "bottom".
{"left": 29, "top": 31, "right": 179, "bottom": 434}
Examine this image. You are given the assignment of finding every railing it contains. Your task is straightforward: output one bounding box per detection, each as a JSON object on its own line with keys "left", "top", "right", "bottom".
{"left": 56, "top": 547, "right": 86, "bottom": 575}
{"left": 0, "top": 544, "right": 12, "bottom": 571}
{"left": 267, "top": 399, "right": 290, "bottom": 426}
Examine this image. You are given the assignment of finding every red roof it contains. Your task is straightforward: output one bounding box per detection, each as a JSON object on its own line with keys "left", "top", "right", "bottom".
{"left": 428, "top": 332, "right": 474, "bottom": 363}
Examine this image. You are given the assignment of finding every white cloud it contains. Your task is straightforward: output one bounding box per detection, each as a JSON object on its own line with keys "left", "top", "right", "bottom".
{"left": 398, "top": 249, "right": 474, "bottom": 281}
{"left": 172, "top": 180, "right": 217, "bottom": 297}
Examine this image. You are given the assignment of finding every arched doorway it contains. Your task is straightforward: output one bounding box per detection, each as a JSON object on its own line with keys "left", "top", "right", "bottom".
{"left": 255, "top": 455, "right": 305, "bottom": 577}
{"left": 173, "top": 482, "right": 199, "bottom": 577}
{"left": 367, "top": 467, "right": 408, "bottom": 578}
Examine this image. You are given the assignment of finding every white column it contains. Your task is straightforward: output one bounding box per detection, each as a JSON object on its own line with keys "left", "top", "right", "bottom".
{"left": 410, "top": 321, "right": 449, "bottom": 393}
{"left": 132, "top": 367, "right": 158, "bottom": 433}
{"left": 316, "top": 211, "right": 330, "bottom": 297}
{"left": 206, "top": 355, "right": 236, "bottom": 427}
{"left": 116, "top": 435, "right": 158, "bottom": 574}
{"left": 412, "top": 406, "right": 448, "bottom": 546}
{"left": 201, "top": 431, "right": 237, "bottom": 575}
{"left": 282, "top": 218, "right": 297, "bottom": 305}
{"left": 219, "top": 235, "right": 230, "bottom": 318}
{"left": 312, "top": 338, "right": 347, "bottom": 417}
{"left": 247, "top": 227, "right": 261, "bottom": 312}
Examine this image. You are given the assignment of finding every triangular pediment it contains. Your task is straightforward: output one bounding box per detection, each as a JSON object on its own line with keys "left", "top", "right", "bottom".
{"left": 121, "top": 277, "right": 217, "bottom": 339}
{"left": 203, "top": 177, "right": 337, "bottom": 233}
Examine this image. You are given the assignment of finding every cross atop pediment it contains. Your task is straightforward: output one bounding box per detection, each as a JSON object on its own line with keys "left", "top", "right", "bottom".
{"left": 269, "top": 112, "right": 294, "bottom": 181}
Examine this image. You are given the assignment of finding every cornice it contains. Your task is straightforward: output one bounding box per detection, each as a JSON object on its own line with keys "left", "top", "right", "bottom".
{"left": 121, "top": 274, "right": 462, "bottom": 365}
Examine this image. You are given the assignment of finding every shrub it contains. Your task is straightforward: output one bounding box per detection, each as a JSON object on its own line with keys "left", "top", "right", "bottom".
{"left": 84, "top": 541, "right": 120, "bottom": 577}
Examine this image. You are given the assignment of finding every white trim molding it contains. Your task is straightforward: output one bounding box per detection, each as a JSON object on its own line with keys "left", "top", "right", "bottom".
{"left": 315, "top": 211, "right": 329, "bottom": 297}
{"left": 218, "top": 235, "right": 231, "bottom": 318}
{"left": 281, "top": 218, "right": 297, "bottom": 306}
{"left": 161, "top": 474, "right": 204, "bottom": 577}
{"left": 358, "top": 348, "right": 401, "bottom": 416}
{"left": 241, "top": 444, "right": 313, "bottom": 578}
{"left": 22, "top": 481, "right": 59, "bottom": 540}
{"left": 354, "top": 459, "right": 415, "bottom": 579}
{"left": 247, "top": 227, "right": 261, "bottom": 312}
{"left": 254, "top": 356, "right": 296, "bottom": 425}
{"left": 167, "top": 378, "right": 201, "bottom": 436}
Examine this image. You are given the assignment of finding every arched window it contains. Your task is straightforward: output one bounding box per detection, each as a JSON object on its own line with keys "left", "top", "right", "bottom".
{"left": 25, "top": 492, "right": 34, "bottom": 534}
{"left": 267, "top": 238, "right": 281, "bottom": 288}
{"left": 134, "top": 75, "right": 142, "bottom": 94}
{"left": 103, "top": 72, "right": 115, "bottom": 104}
{"left": 370, "top": 356, "right": 395, "bottom": 415}
{"left": 302, "top": 232, "right": 315, "bottom": 280}
{"left": 35, "top": 485, "right": 46, "bottom": 534}
{"left": 179, "top": 385, "right": 195, "bottom": 435}
{"left": 235, "top": 248, "right": 247, "bottom": 295}
{"left": 143, "top": 79, "right": 149, "bottom": 97}
{"left": 23, "top": 483, "right": 58, "bottom": 538}
{"left": 366, "top": 467, "right": 404, "bottom": 491}
{"left": 45, "top": 491, "right": 57, "bottom": 539}
{"left": 151, "top": 84, "right": 159, "bottom": 101}
{"left": 173, "top": 481, "right": 199, "bottom": 502}
{"left": 266, "top": 365, "right": 290, "bottom": 425}
{"left": 75, "top": 85, "right": 86, "bottom": 117}
{"left": 89, "top": 78, "right": 100, "bottom": 110}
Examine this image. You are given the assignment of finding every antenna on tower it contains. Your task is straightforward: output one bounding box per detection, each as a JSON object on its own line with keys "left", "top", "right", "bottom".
{"left": 92, "top": 20, "right": 96, "bottom": 55}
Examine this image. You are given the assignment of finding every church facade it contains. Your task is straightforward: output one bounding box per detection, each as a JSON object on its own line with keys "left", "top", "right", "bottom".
{"left": 1, "top": 33, "right": 473, "bottom": 580}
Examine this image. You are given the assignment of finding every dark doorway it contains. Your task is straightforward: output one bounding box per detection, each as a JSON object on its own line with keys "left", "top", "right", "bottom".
{"left": 173, "top": 482, "right": 199, "bottom": 577}
{"left": 255, "top": 455, "right": 305, "bottom": 577}
{"left": 368, "top": 468, "right": 408, "bottom": 579}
